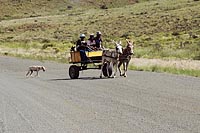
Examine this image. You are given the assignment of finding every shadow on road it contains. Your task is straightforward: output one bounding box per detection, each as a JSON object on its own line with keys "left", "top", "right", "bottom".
{"left": 48, "top": 77, "right": 114, "bottom": 81}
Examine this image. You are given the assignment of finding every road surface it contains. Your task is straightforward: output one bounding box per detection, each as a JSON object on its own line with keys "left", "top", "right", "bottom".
{"left": 0, "top": 56, "right": 200, "bottom": 133}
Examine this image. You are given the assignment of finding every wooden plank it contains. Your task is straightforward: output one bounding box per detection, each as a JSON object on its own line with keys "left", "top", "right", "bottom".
{"left": 70, "top": 51, "right": 81, "bottom": 62}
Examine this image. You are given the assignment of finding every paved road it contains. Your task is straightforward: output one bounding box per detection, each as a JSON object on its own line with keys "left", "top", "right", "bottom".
{"left": 0, "top": 56, "right": 200, "bottom": 133}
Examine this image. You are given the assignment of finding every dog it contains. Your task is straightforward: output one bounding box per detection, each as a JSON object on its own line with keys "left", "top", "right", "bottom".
{"left": 26, "top": 66, "right": 46, "bottom": 77}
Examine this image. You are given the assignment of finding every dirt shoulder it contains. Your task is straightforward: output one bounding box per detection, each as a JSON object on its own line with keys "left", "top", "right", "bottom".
{"left": 131, "top": 58, "right": 200, "bottom": 70}
{"left": 0, "top": 46, "right": 200, "bottom": 70}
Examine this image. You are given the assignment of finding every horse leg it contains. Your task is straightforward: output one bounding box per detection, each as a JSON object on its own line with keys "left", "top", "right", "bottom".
{"left": 113, "top": 62, "right": 117, "bottom": 78}
{"left": 120, "top": 62, "right": 125, "bottom": 77}
{"left": 124, "top": 61, "right": 129, "bottom": 77}
{"left": 123, "top": 62, "right": 127, "bottom": 77}
{"left": 118, "top": 61, "right": 122, "bottom": 76}
{"left": 100, "top": 65, "right": 103, "bottom": 78}
{"left": 100, "top": 59, "right": 104, "bottom": 78}
{"left": 100, "top": 63, "right": 103, "bottom": 78}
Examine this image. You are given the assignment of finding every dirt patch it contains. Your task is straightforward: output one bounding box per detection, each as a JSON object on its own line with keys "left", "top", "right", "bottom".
{"left": 131, "top": 58, "right": 200, "bottom": 70}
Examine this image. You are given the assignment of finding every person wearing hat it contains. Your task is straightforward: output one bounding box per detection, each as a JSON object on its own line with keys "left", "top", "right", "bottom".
{"left": 94, "top": 31, "right": 103, "bottom": 50}
{"left": 76, "top": 33, "right": 87, "bottom": 51}
{"left": 87, "top": 33, "right": 96, "bottom": 50}
{"left": 76, "top": 34, "right": 91, "bottom": 62}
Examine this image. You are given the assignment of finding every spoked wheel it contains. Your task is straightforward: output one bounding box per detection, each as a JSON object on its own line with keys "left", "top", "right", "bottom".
{"left": 69, "top": 65, "right": 80, "bottom": 79}
{"left": 102, "top": 63, "right": 112, "bottom": 77}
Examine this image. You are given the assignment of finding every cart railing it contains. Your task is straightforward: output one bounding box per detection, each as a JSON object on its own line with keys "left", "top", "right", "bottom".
{"left": 69, "top": 50, "right": 103, "bottom": 63}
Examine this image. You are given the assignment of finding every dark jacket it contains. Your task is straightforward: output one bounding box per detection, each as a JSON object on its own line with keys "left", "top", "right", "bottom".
{"left": 76, "top": 39, "right": 87, "bottom": 51}
{"left": 94, "top": 37, "right": 103, "bottom": 48}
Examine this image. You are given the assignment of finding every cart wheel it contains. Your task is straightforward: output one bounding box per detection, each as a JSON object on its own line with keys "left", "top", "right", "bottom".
{"left": 102, "top": 63, "right": 112, "bottom": 77}
{"left": 69, "top": 65, "right": 79, "bottom": 79}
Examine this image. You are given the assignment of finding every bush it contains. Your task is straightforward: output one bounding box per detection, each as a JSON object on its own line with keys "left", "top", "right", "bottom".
{"left": 41, "top": 39, "right": 50, "bottom": 43}
{"left": 67, "top": 5, "right": 73, "bottom": 9}
{"left": 193, "top": 55, "right": 200, "bottom": 60}
{"left": 42, "top": 43, "right": 53, "bottom": 49}
{"left": 100, "top": 5, "right": 108, "bottom": 9}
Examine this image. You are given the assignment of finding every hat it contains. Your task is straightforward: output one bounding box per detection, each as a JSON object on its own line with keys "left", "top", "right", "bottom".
{"left": 96, "top": 31, "right": 101, "bottom": 35}
{"left": 90, "top": 33, "right": 94, "bottom": 36}
{"left": 80, "top": 34, "right": 85, "bottom": 38}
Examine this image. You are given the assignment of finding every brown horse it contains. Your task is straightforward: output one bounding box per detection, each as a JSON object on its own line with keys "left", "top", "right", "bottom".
{"left": 118, "top": 39, "right": 134, "bottom": 77}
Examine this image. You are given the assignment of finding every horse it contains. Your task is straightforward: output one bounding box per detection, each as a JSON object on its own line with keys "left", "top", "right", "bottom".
{"left": 100, "top": 41, "right": 123, "bottom": 78}
{"left": 118, "top": 39, "right": 134, "bottom": 77}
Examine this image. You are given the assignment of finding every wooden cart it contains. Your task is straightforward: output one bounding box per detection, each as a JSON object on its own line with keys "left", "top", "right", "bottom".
{"left": 69, "top": 50, "right": 112, "bottom": 79}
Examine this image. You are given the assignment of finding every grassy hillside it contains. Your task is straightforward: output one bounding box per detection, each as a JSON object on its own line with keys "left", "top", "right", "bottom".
{"left": 0, "top": 0, "right": 139, "bottom": 20}
{"left": 0, "top": 0, "right": 67, "bottom": 20}
{"left": 0, "top": 0, "right": 200, "bottom": 61}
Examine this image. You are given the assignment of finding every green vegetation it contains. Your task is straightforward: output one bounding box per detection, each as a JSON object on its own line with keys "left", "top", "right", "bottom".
{"left": 0, "top": 41, "right": 72, "bottom": 63}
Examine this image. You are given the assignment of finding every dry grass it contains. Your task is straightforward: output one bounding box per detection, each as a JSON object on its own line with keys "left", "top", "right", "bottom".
{"left": 131, "top": 58, "right": 200, "bottom": 70}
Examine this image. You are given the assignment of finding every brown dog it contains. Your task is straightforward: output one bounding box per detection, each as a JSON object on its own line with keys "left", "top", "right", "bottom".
{"left": 26, "top": 66, "right": 46, "bottom": 77}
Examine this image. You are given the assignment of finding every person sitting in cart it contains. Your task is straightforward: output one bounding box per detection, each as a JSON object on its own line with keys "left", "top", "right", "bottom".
{"left": 87, "top": 33, "right": 96, "bottom": 50}
{"left": 87, "top": 33, "right": 96, "bottom": 46}
{"left": 76, "top": 34, "right": 92, "bottom": 62}
{"left": 94, "top": 31, "right": 103, "bottom": 50}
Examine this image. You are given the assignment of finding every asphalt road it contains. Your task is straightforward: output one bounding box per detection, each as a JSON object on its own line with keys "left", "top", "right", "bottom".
{"left": 0, "top": 56, "right": 200, "bottom": 133}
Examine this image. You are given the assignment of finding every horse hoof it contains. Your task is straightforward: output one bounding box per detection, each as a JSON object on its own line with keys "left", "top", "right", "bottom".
{"left": 100, "top": 76, "right": 102, "bottom": 78}
{"left": 121, "top": 74, "right": 125, "bottom": 76}
{"left": 124, "top": 75, "right": 127, "bottom": 77}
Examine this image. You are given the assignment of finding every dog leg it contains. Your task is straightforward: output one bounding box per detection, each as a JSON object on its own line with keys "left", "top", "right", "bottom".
{"left": 29, "top": 70, "right": 33, "bottom": 77}
{"left": 35, "top": 70, "right": 39, "bottom": 77}
{"left": 26, "top": 70, "right": 30, "bottom": 77}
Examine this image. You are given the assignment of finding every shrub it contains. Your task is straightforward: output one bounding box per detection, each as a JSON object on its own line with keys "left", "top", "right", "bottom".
{"left": 100, "top": 5, "right": 108, "bottom": 9}
{"left": 42, "top": 43, "right": 53, "bottom": 49}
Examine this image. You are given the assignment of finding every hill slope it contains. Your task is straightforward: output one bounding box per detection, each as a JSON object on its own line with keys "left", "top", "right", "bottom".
{"left": 0, "top": 0, "right": 199, "bottom": 60}
{"left": 0, "top": 0, "right": 139, "bottom": 20}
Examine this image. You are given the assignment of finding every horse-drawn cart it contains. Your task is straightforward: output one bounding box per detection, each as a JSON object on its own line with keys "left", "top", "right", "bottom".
{"left": 69, "top": 50, "right": 112, "bottom": 79}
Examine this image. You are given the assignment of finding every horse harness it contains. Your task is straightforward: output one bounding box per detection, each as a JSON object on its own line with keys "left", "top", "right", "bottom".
{"left": 102, "top": 50, "right": 119, "bottom": 59}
